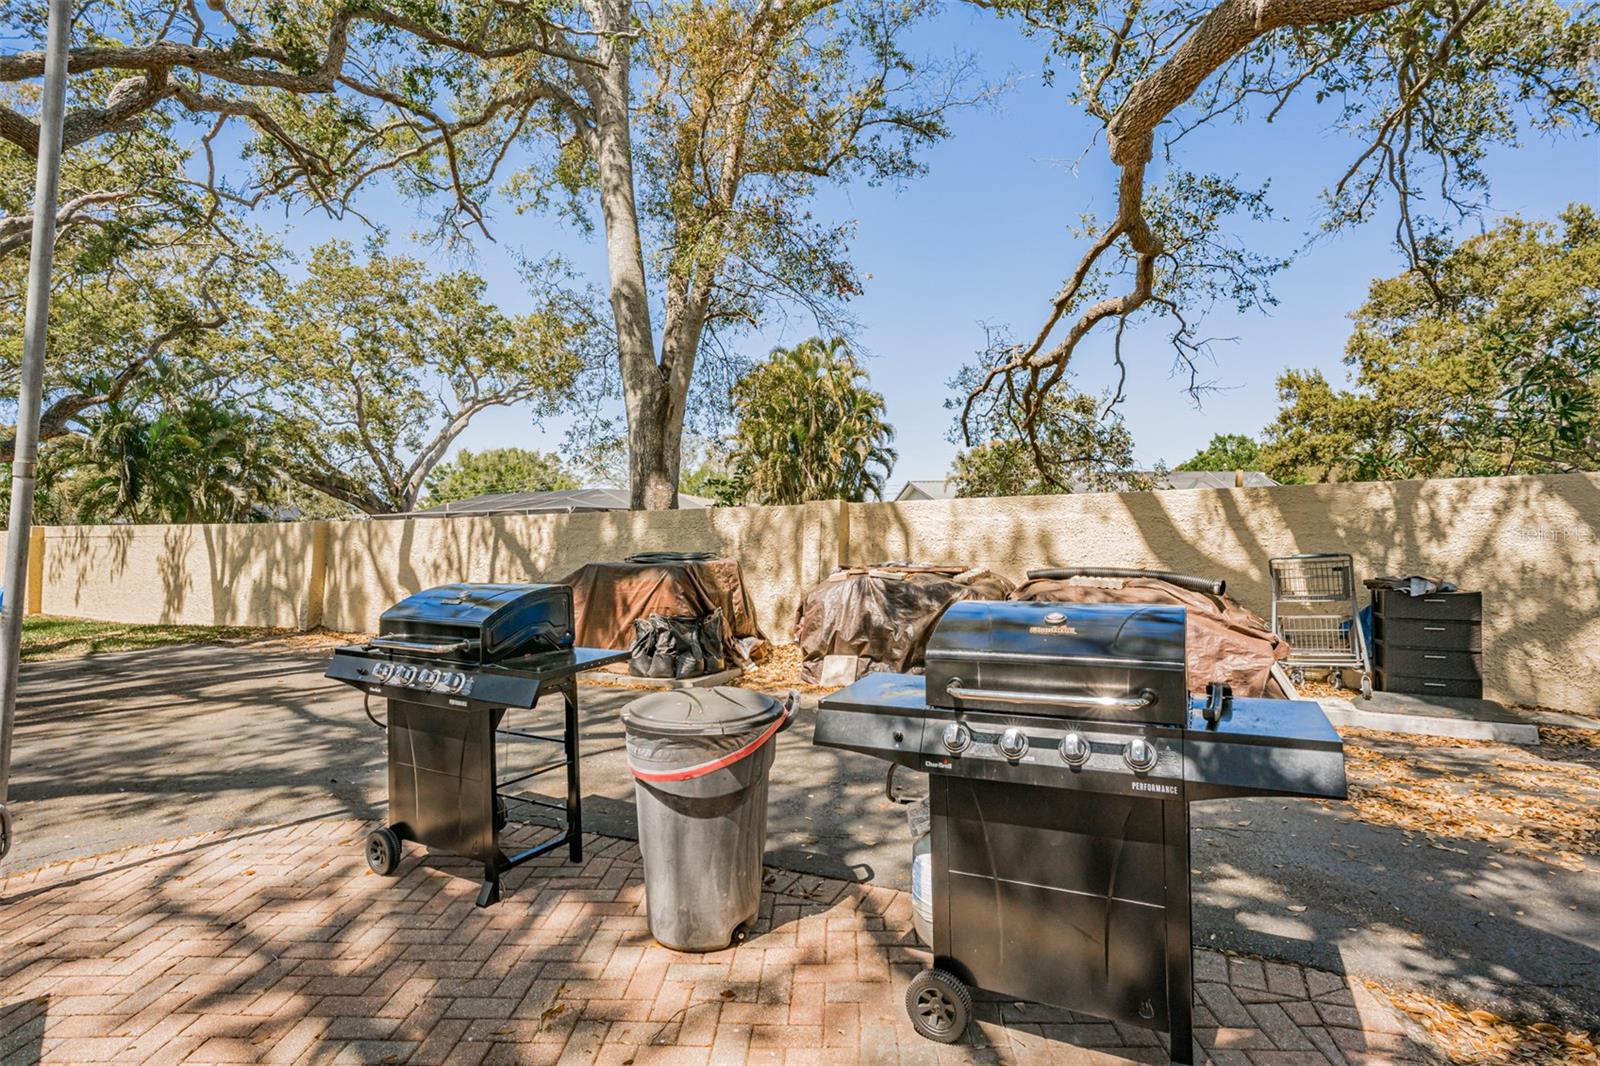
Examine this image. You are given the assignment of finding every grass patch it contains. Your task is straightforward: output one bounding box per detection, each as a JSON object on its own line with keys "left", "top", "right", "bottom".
{"left": 21, "top": 615, "right": 287, "bottom": 662}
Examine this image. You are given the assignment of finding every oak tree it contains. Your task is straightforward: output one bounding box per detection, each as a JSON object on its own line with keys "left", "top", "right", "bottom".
{"left": 0, "top": 229, "right": 271, "bottom": 462}
{"left": 423, "top": 447, "right": 580, "bottom": 505}
{"left": 460, "top": 0, "right": 967, "bottom": 508}
{"left": 959, "top": 0, "right": 1600, "bottom": 448}
{"left": 1260, "top": 207, "right": 1600, "bottom": 481}
{"left": 1176, "top": 432, "right": 1262, "bottom": 472}
{"left": 947, "top": 355, "right": 1151, "bottom": 495}
{"left": 242, "top": 240, "right": 595, "bottom": 514}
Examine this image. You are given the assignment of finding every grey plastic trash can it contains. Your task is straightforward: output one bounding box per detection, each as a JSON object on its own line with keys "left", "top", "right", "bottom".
{"left": 622, "top": 686, "right": 795, "bottom": 952}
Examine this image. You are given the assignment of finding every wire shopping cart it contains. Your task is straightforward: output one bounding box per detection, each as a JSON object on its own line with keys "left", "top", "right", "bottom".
{"left": 1269, "top": 553, "right": 1372, "bottom": 699}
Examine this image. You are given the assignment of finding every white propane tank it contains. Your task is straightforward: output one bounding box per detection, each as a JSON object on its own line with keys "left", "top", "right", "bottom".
{"left": 911, "top": 831, "right": 933, "bottom": 946}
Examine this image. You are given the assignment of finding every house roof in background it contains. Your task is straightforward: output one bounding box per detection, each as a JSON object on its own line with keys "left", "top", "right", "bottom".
{"left": 893, "top": 479, "right": 957, "bottom": 501}
{"left": 1159, "top": 470, "right": 1279, "bottom": 489}
{"left": 413, "top": 488, "right": 713, "bottom": 516}
{"left": 889, "top": 471, "right": 1279, "bottom": 500}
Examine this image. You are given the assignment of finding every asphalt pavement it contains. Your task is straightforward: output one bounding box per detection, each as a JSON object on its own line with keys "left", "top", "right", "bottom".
{"left": 4, "top": 644, "right": 1597, "bottom": 1026}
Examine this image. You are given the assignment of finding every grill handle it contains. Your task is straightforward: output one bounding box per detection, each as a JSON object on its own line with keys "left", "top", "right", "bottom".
{"left": 367, "top": 636, "right": 475, "bottom": 657}
{"left": 944, "top": 682, "right": 1157, "bottom": 711}
{"left": 1026, "top": 567, "right": 1225, "bottom": 596}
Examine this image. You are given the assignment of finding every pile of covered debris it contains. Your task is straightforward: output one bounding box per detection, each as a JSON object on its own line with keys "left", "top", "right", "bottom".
{"left": 558, "top": 552, "right": 766, "bottom": 679}
{"left": 793, "top": 562, "right": 1291, "bottom": 696}
{"left": 795, "top": 563, "right": 1013, "bottom": 685}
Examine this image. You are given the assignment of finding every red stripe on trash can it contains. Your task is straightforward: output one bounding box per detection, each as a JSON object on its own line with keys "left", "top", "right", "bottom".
{"left": 628, "top": 702, "right": 793, "bottom": 783}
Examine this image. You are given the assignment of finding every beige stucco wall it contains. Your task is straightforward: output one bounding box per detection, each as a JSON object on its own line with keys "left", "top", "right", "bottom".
{"left": 37, "top": 521, "right": 325, "bottom": 630}
{"left": 320, "top": 500, "right": 840, "bottom": 639}
{"left": 22, "top": 472, "right": 1599, "bottom": 711}
{"left": 846, "top": 473, "right": 1600, "bottom": 712}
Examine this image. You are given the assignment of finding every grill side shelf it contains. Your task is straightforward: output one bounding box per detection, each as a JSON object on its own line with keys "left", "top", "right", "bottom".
{"left": 1183, "top": 698, "right": 1347, "bottom": 802}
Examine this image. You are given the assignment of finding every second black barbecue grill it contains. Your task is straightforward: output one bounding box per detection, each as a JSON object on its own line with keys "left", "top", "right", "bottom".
{"left": 326, "top": 583, "right": 626, "bottom": 907}
{"left": 814, "top": 600, "right": 1348, "bottom": 1063}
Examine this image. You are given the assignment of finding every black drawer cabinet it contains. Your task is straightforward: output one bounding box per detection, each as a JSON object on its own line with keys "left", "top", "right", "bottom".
{"left": 1371, "top": 590, "right": 1483, "bottom": 698}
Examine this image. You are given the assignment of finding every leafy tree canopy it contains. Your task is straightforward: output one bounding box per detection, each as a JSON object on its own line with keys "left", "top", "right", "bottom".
{"left": 725, "top": 337, "right": 896, "bottom": 504}
{"left": 424, "top": 448, "right": 579, "bottom": 506}
{"left": 947, "top": 339, "right": 1153, "bottom": 496}
{"left": 958, "top": 0, "right": 1600, "bottom": 458}
{"left": 239, "top": 239, "right": 598, "bottom": 514}
{"left": 1176, "top": 433, "right": 1262, "bottom": 473}
{"left": 0, "top": 225, "right": 276, "bottom": 462}
{"left": 482, "top": 0, "right": 974, "bottom": 507}
{"left": 38, "top": 394, "right": 281, "bottom": 525}
{"left": 1260, "top": 207, "right": 1600, "bottom": 483}
{"left": 0, "top": 0, "right": 595, "bottom": 243}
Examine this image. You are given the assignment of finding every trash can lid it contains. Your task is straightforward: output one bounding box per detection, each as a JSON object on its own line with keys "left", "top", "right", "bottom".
{"left": 621, "top": 686, "right": 782, "bottom": 737}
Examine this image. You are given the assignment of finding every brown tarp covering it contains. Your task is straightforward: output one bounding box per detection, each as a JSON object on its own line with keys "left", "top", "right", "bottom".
{"left": 1009, "top": 576, "right": 1289, "bottom": 697}
{"left": 796, "top": 565, "right": 1016, "bottom": 684}
{"left": 556, "top": 557, "right": 765, "bottom": 667}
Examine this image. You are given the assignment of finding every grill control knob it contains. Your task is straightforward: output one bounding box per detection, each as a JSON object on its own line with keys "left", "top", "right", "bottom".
{"left": 1125, "top": 737, "right": 1159, "bottom": 773}
{"left": 436, "top": 671, "right": 466, "bottom": 694}
{"left": 942, "top": 723, "right": 971, "bottom": 755}
{"left": 1059, "top": 732, "right": 1091, "bottom": 767}
{"left": 998, "top": 728, "right": 1029, "bottom": 760}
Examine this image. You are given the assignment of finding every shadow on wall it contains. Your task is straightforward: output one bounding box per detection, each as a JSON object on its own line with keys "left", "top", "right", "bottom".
{"left": 848, "top": 473, "right": 1600, "bottom": 712}
{"left": 320, "top": 501, "right": 839, "bottom": 639}
{"left": 40, "top": 521, "right": 320, "bottom": 629}
{"left": 25, "top": 474, "right": 1599, "bottom": 711}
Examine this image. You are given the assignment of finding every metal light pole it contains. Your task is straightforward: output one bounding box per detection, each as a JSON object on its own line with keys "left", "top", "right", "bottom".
{"left": 0, "top": 0, "right": 72, "bottom": 862}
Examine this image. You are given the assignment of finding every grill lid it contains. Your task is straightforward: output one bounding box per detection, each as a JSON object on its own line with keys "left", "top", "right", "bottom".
{"left": 924, "top": 601, "right": 1189, "bottom": 723}
{"left": 378, "top": 583, "right": 574, "bottom": 663}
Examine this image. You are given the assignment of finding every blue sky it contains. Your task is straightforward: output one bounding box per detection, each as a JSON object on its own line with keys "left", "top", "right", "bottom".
{"left": 257, "top": 6, "right": 1599, "bottom": 491}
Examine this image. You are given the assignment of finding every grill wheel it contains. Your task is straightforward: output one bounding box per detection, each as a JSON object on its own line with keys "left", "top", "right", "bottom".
{"left": 906, "top": 968, "right": 971, "bottom": 1043}
{"left": 365, "top": 827, "right": 402, "bottom": 876}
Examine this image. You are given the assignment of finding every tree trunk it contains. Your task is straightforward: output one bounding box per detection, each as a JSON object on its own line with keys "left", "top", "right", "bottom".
{"left": 628, "top": 377, "right": 680, "bottom": 510}
{"left": 581, "top": 2, "right": 677, "bottom": 510}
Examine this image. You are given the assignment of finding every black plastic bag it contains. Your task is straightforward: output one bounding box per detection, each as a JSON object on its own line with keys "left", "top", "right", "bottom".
{"left": 666, "top": 615, "right": 705, "bottom": 679}
{"left": 630, "top": 615, "right": 676, "bottom": 678}
{"left": 629, "top": 611, "right": 727, "bottom": 678}
{"left": 700, "top": 610, "right": 726, "bottom": 673}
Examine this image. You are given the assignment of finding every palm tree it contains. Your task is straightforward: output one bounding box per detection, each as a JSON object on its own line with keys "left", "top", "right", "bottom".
{"left": 69, "top": 399, "right": 153, "bottom": 522}
{"left": 727, "top": 338, "right": 897, "bottom": 505}
{"left": 65, "top": 397, "right": 282, "bottom": 523}
{"left": 144, "top": 400, "right": 283, "bottom": 523}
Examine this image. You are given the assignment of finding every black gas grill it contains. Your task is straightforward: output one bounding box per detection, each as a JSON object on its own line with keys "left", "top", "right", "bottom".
{"left": 814, "top": 600, "right": 1347, "bottom": 1062}
{"left": 326, "top": 584, "right": 626, "bottom": 907}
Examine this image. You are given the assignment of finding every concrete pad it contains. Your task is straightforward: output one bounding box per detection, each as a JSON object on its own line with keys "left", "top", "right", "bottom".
{"left": 1318, "top": 693, "right": 1541, "bottom": 744}
{"left": 577, "top": 666, "right": 743, "bottom": 690}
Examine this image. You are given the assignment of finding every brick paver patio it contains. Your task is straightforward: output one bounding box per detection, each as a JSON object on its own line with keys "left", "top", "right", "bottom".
{"left": 0, "top": 819, "right": 1436, "bottom": 1065}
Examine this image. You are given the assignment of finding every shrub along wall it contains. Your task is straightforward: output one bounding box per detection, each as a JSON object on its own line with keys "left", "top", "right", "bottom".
{"left": 26, "top": 472, "right": 1600, "bottom": 712}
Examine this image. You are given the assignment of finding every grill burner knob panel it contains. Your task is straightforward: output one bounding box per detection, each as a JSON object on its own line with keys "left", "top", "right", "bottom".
{"left": 998, "top": 728, "right": 1029, "bottom": 760}
{"left": 1125, "top": 737, "right": 1159, "bottom": 773}
{"left": 942, "top": 723, "right": 972, "bottom": 755}
{"left": 1059, "top": 732, "right": 1091, "bottom": 767}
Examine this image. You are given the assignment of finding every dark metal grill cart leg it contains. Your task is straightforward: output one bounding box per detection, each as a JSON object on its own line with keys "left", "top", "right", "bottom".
{"left": 1164, "top": 794, "right": 1196, "bottom": 1066}
{"left": 479, "top": 676, "right": 587, "bottom": 906}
